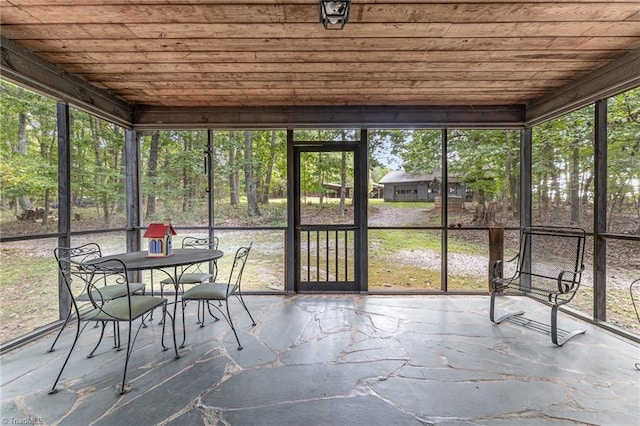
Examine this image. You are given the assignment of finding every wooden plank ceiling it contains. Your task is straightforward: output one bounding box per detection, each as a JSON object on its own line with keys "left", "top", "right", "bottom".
{"left": 1, "top": 0, "right": 640, "bottom": 108}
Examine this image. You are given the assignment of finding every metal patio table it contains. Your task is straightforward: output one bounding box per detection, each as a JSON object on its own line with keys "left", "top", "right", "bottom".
{"left": 87, "top": 248, "right": 224, "bottom": 358}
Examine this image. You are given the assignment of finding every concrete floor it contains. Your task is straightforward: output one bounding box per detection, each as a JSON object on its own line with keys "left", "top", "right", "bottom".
{"left": 1, "top": 295, "right": 638, "bottom": 425}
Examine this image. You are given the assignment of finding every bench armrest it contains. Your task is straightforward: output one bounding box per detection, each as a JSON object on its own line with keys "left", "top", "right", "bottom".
{"left": 557, "top": 265, "right": 584, "bottom": 293}
{"left": 491, "top": 254, "right": 520, "bottom": 290}
{"left": 491, "top": 253, "right": 519, "bottom": 279}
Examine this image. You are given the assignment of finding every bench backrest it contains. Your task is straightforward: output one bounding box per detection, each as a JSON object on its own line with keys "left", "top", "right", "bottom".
{"left": 517, "top": 225, "right": 586, "bottom": 294}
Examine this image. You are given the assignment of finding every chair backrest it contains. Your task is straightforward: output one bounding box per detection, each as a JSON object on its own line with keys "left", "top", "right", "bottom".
{"left": 55, "top": 243, "right": 105, "bottom": 301}
{"left": 182, "top": 236, "right": 219, "bottom": 277}
{"left": 54, "top": 242, "right": 102, "bottom": 263}
{"left": 517, "top": 225, "right": 586, "bottom": 293}
{"left": 182, "top": 236, "right": 219, "bottom": 250}
{"left": 58, "top": 257, "right": 131, "bottom": 314}
{"left": 225, "top": 243, "right": 252, "bottom": 295}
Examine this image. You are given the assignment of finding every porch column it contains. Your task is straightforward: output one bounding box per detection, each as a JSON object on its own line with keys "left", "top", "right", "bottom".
{"left": 286, "top": 129, "right": 295, "bottom": 294}
{"left": 520, "top": 128, "right": 532, "bottom": 288}
{"left": 594, "top": 99, "right": 607, "bottom": 321}
{"left": 358, "top": 128, "right": 368, "bottom": 293}
{"left": 441, "top": 128, "right": 448, "bottom": 291}
{"left": 56, "top": 101, "right": 71, "bottom": 320}
{"left": 125, "top": 129, "right": 142, "bottom": 253}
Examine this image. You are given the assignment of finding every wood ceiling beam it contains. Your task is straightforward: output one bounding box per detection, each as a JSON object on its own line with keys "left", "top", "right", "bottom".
{"left": 0, "top": 35, "right": 133, "bottom": 128}
{"left": 3, "top": 22, "right": 640, "bottom": 39}
{"left": 39, "top": 50, "right": 624, "bottom": 64}
{"left": 16, "top": 37, "right": 640, "bottom": 53}
{"left": 525, "top": 48, "right": 640, "bottom": 126}
{"left": 2, "top": 3, "right": 638, "bottom": 24}
{"left": 132, "top": 104, "right": 526, "bottom": 130}
{"left": 61, "top": 61, "right": 606, "bottom": 74}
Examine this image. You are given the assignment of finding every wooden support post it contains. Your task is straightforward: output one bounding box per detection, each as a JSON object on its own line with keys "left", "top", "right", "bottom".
{"left": 488, "top": 227, "right": 504, "bottom": 292}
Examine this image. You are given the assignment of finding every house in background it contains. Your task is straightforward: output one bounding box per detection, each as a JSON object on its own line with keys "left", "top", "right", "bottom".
{"left": 322, "top": 182, "right": 352, "bottom": 199}
{"left": 378, "top": 171, "right": 470, "bottom": 202}
{"left": 369, "top": 183, "right": 383, "bottom": 199}
{"left": 144, "top": 222, "right": 176, "bottom": 257}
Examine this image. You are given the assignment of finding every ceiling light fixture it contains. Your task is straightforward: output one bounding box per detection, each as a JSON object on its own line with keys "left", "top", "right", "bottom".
{"left": 319, "top": 0, "right": 351, "bottom": 30}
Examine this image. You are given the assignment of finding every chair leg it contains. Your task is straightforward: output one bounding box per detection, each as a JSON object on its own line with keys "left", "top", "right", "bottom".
{"left": 114, "top": 322, "right": 121, "bottom": 350}
{"left": 158, "top": 283, "right": 165, "bottom": 325}
{"left": 160, "top": 302, "right": 178, "bottom": 358}
{"left": 87, "top": 321, "right": 107, "bottom": 358}
{"left": 205, "top": 301, "right": 220, "bottom": 322}
{"left": 225, "top": 301, "right": 243, "bottom": 350}
{"left": 181, "top": 298, "right": 187, "bottom": 349}
{"left": 48, "top": 307, "right": 73, "bottom": 352}
{"left": 235, "top": 292, "right": 256, "bottom": 326}
{"left": 119, "top": 314, "right": 154, "bottom": 395}
{"left": 198, "top": 300, "right": 220, "bottom": 326}
{"left": 149, "top": 271, "right": 155, "bottom": 321}
{"left": 49, "top": 320, "right": 89, "bottom": 394}
{"left": 119, "top": 319, "right": 134, "bottom": 394}
{"left": 551, "top": 305, "right": 586, "bottom": 346}
{"left": 490, "top": 290, "right": 497, "bottom": 322}
{"left": 199, "top": 300, "right": 206, "bottom": 328}
{"left": 490, "top": 290, "right": 524, "bottom": 324}
{"left": 180, "top": 299, "right": 189, "bottom": 348}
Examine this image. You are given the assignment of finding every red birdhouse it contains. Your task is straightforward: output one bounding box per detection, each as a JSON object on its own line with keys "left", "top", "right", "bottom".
{"left": 144, "top": 222, "right": 176, "bottom": 257}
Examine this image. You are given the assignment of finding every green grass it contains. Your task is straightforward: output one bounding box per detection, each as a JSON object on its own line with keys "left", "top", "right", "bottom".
{"left": 369, "top": 229, "right": 486, "bottom": 256}
{"left": 368, "top": 199, "right": 434, "bottom": 209}
{"left": 0, "top": 248, "right": 59, "bottom": 343}
{"left": 369, "top": 258, "right": 442, "bottom": 291}
{"left": 369, "top": 229, "right": 441, "bottom": 251}
{"left": 2, "top": 201, "right": 639, "bottom": 344}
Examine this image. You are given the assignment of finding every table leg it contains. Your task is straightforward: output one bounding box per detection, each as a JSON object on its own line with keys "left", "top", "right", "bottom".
{"left": 171, "top": 266, "right": 181, "bottom": 358}
{"left": 158, "top": 268, "right": 180, "bottom": 359}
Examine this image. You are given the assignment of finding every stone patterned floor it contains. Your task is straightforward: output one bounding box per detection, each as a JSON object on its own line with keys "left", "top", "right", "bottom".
{"left": 1, "top": 295, "right": 639, "bottom": 425}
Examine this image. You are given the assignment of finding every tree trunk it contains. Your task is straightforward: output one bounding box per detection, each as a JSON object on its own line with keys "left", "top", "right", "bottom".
{"left": 145, "top": 131, "right": 159, "bottom": 218}
{"left": 89, "top": 116, "right": 110, "bottom": 224}
{"left": 487, "top": 202, "right": 499, "bottom": 226}
{"left": 89, "top": 116, "right": 102, "bottom": 166}
{"left": 318, "top": 152, "right": 324, "bottom": 205}
{"left": 502, "top": 131, "right": 512, "bottom": 224}
{"left": 182, "top": 137, "right": 190, "bottom": 213}
{"left": 582, "top": 172, "right": 593, "bottom": 206}
{"left": 551, "top": 173, "right": 561, "bottom": 206}
{"left": 229, "top": 132, "right": 239, "bottom": 206}
{"left": 16, "top": 89, "right": 32, "bottom": 212}
{"left": 339, "top": 150, "right": 347, "bottom": 216}
{"left": 41, "top": 131, "right": 57, "bottom": 225}
{"left": 509, "top": 170, "right": 519, "bottom": 219}
{"left": 244, "top": 131, "right": 261, "bottom": 216}
{"left": 477, "top": 188, "right": 486, "bottom": 206}
{"left": 570, "top": 143, "right": 580, "bottom": 224}
{"left": 540, "top": 173, "right": 549, "bottom": 214}
{"left": 540, "top": 146, "right": 554, "bottom": 216}
{"left": 472, "top": 203, "right": 486, "bottom": 225}
{"left": 261, "top": 130, "right": 277, "bottom": 204}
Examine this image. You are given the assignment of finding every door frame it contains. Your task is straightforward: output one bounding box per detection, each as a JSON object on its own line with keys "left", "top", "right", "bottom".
{"left": 285, "top": 129, "right": 368, "bottom": 293}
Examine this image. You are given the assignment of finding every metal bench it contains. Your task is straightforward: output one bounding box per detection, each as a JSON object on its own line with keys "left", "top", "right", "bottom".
{"left": 490, "top": 225, "right": 587, "bottom": 346}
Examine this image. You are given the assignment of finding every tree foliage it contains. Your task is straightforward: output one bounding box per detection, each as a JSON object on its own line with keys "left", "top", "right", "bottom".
{"left": 1, "top": 81, "right": 57, "bottom": 216}
{"left": 1, "top": 78, "right": 638, "bottom": 232}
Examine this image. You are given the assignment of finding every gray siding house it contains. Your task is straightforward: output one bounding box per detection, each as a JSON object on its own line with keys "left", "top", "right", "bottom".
{"left": 378, "top": 171, "right": 469, "bottom": 202}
